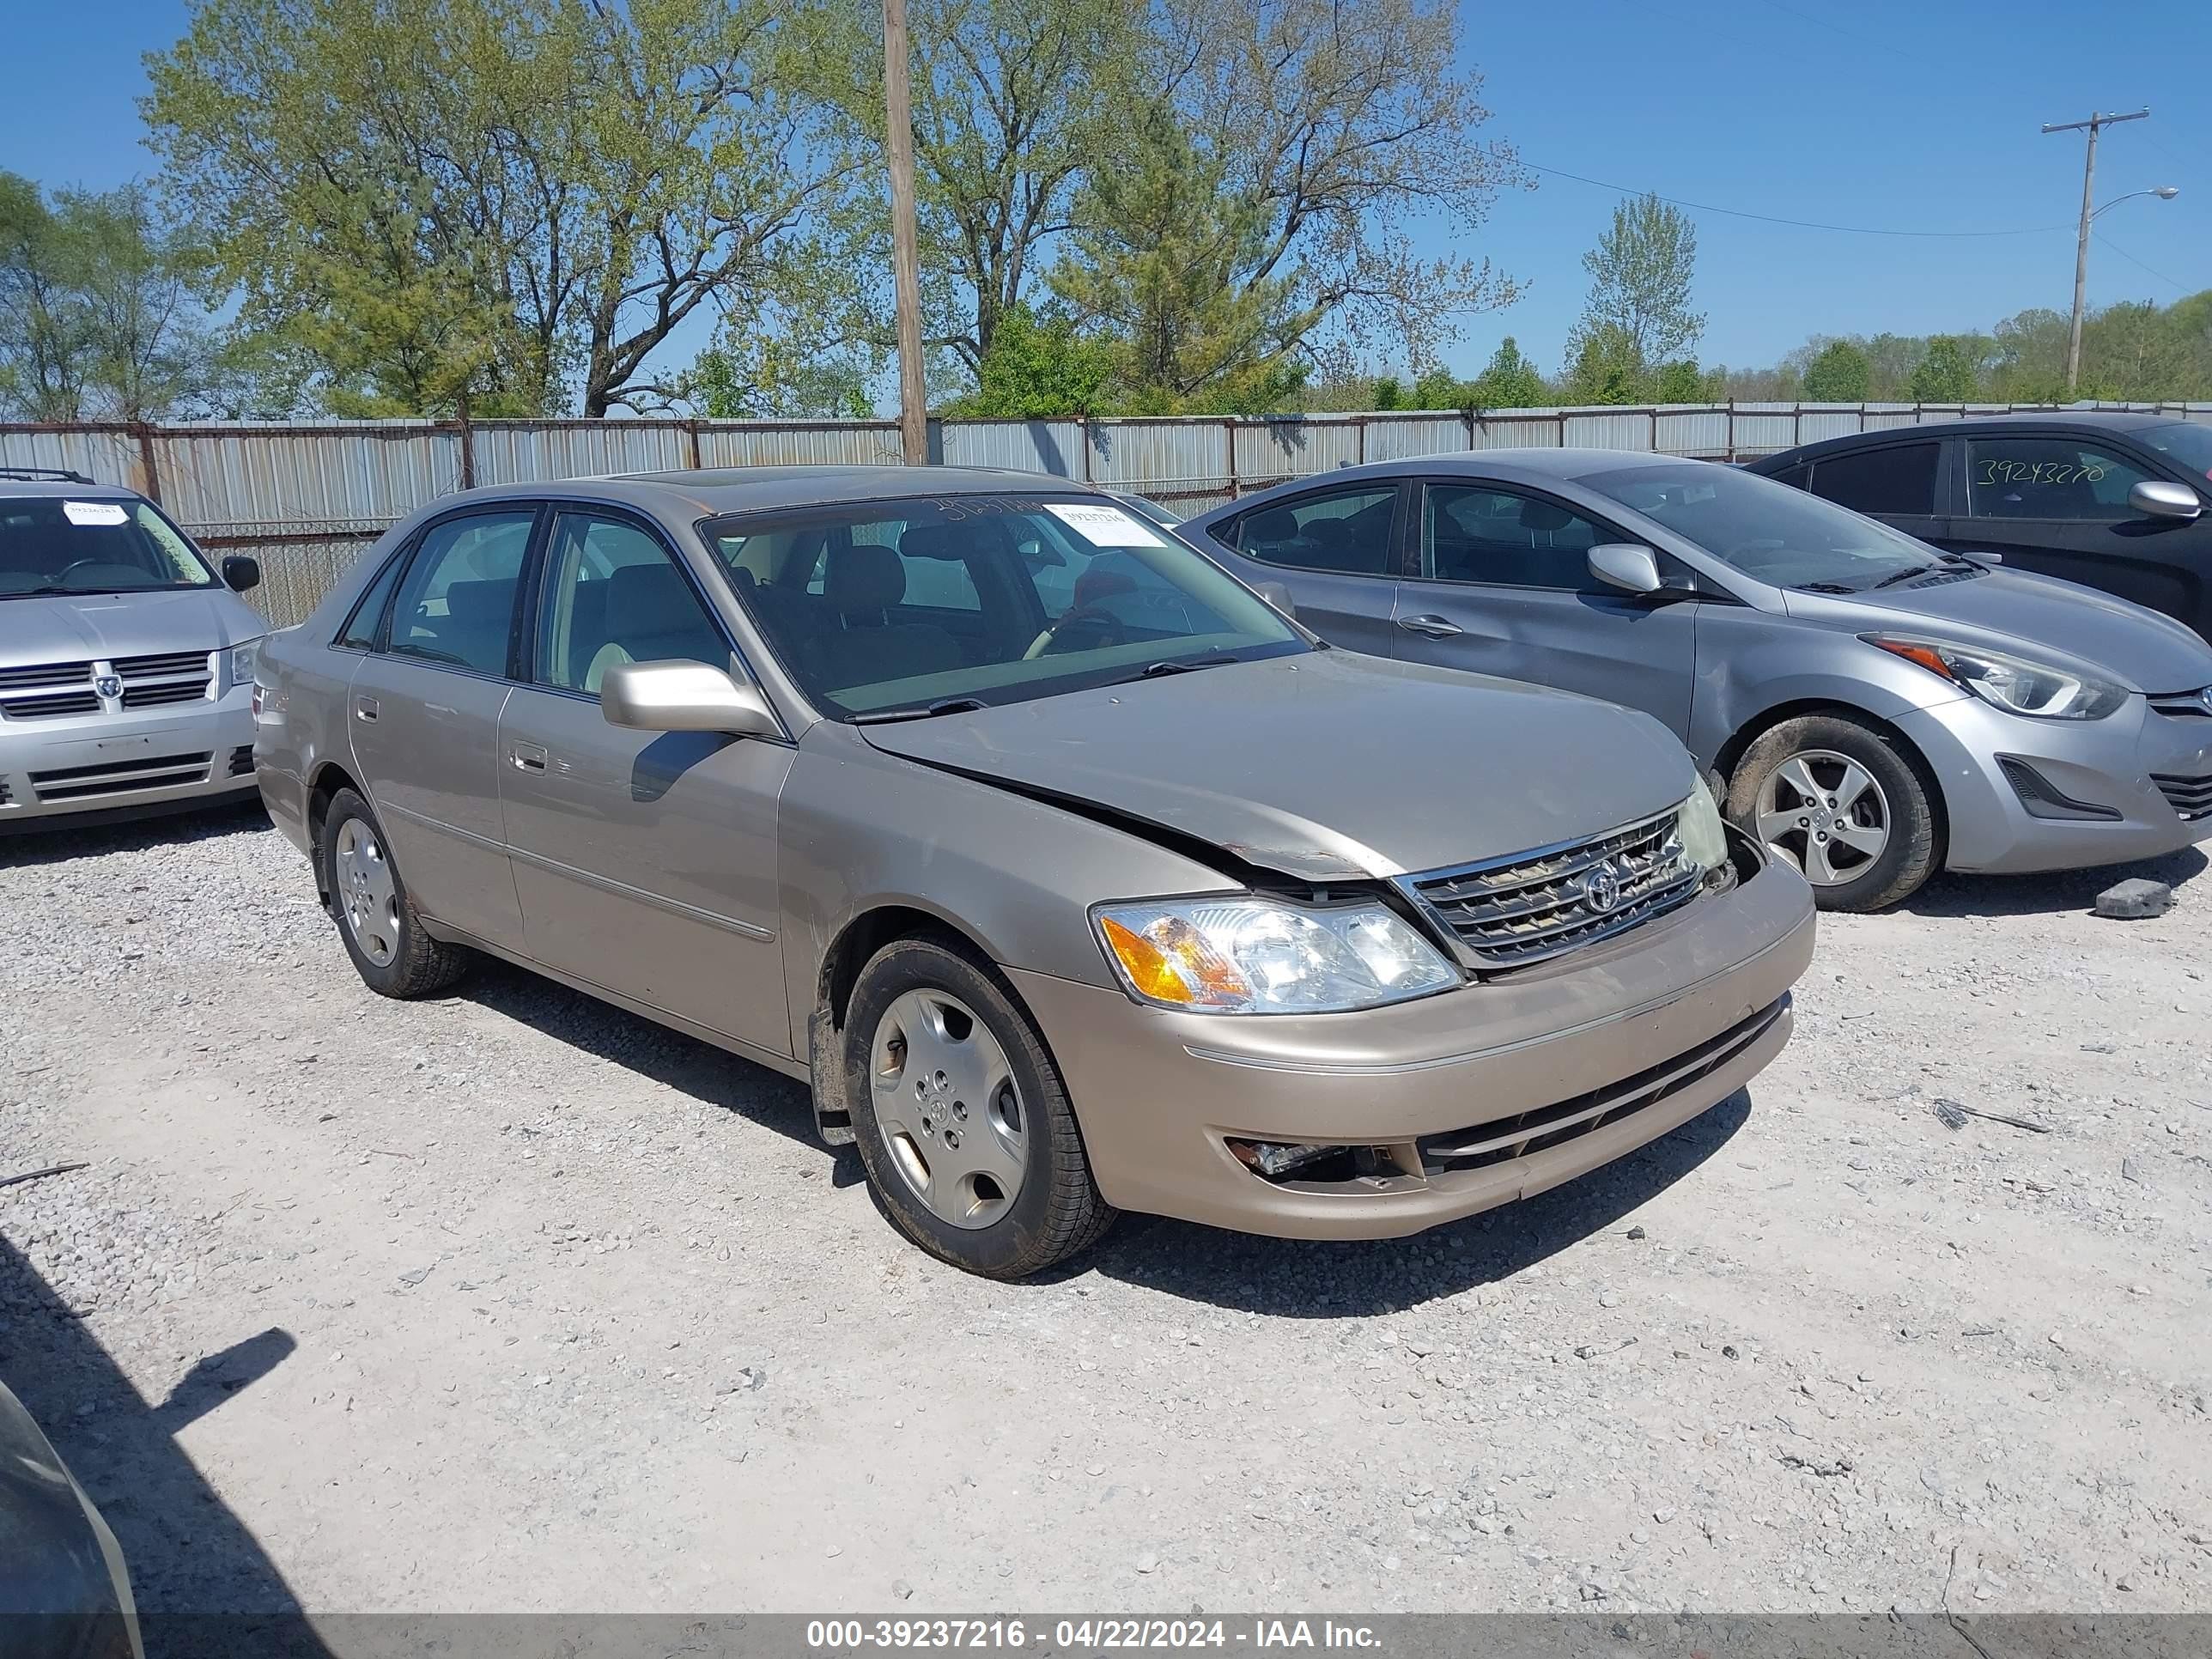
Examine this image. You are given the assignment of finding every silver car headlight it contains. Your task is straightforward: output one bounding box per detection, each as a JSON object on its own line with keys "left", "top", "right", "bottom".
{"left": 1092, "top": 896, "right": 1459, "bottom": 1014}
{"left": 1867, "top": 635, "right": 2126, "bottom": 720}
{"left": 1679, "top": 775, "right": 1730, "bottom": 874}
{"left": 227, "top": 637, "right": 262, "bottom": 690}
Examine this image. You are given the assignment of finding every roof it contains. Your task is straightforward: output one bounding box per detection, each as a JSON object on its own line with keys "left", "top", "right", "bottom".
{"left": 0, "top": 471, "right": 143, "bottom": 501}
{"left": 1754, "top": 409, "right": 2190, "bottom": 465}
{"left": 465, "top": 463, "right": 1097, "bottom": 520}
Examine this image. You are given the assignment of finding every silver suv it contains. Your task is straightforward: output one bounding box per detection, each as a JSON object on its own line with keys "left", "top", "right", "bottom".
{"left": 0, "top": 470, "right": 265, "bottom": 827}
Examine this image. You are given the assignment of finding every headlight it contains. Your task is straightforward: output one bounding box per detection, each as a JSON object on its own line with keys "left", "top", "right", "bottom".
{"left": 1092, "top": 896, "right": 1459, "bottom": 1014}
{"left": 1866, "top": 635, "right": 2127, "bottom": 720}
{"left": 227, "top": 637, "right": 262, "bottom": 689}
{"left": 1679, "top": 775, "right": 1729, "bottom": 873}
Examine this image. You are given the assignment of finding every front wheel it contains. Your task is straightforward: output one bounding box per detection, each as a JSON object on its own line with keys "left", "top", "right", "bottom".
{"left": 1726, "top": 715, "right": 1938, "bottom": 912}
{"left": 319, "top": 788, "right": 471, "bottom": 997}
{"left": 842, "top": 936, "right": 1115, "bottom": 1279}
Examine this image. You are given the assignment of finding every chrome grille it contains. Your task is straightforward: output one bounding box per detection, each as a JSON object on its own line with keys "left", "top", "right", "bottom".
{"left": 0, "top": 660, "right": 91, "bottom": 690}
{"left": 0, "top": 686, "right": 100, "bottom": 719}
{"left": 27, "top": 751, "right": 215, "bottom": 803}
{"left": 2148, "top": 689, "right": 2212, "bottom": 720}
{"left": 112, "top": 650, "right": 210, "bottom": 678}
{"left": 0, "top": 649, "right": 214, "bottom": 720}
{"left": 2152, "top": 770, "right": 2212, "bottom": 820}
{"left": 1401, "top": 808, "right": 1701, "bottom": 970}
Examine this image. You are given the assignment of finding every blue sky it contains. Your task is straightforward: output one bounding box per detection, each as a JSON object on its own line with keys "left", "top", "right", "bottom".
{"left": 5, "top": 0, "right": 2206, "bottom": 387}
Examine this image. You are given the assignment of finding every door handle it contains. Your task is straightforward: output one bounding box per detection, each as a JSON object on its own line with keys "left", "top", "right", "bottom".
{"left": 511, "top": 742, "right": 548, "bottom": 773}
{"left": 353, "top": 696, "right": 380, "bottom": 721}
{"left": 1396, "top": 614, "right": 1464, "bottom": 639}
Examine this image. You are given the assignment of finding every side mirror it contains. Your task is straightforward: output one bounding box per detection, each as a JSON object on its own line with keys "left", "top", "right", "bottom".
{"left": 1255, "top": 580, "right": 1297, "bottom": 619}
{"left": 2129, "top": 480, "right": 2203, "bottom": 522}
{"left": 599, "top": 659, "right": 780, "bottom": 738}
{"left": 1588, "top": 543, "right": 1664, "bottom": 595}
{"left": 221, "top": 555, "right": 262, "bottom": 593}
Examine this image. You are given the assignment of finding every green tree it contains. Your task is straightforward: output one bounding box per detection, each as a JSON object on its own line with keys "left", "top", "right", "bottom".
{"left": 1802, "top": 339, "right": 1870, "bottom": 402}
{"left": 1468, "top": 336, "right": 1547, "bottom": 408}
{"left": 1561, "top": 322, "right": 1645, "bottom": 405}
{"left": 1648, "top": 358, "right": 1711, "bottom": 403}
{"left": 146, "top": 0, "right": 867, "bottom": 416}
{"left": 943, "top": 303, "right": 1115, "bottom": 417}
{"left": 1909, "top": 335, "right": 1982, "bottom": 403}
{"left": 0, "top": 173, "right": 223, "bottom": 421}
{"left": 1570, "top": 192, "right": 1704, "bottom": 368}
{"left": 1410, "top": 365, "right": 1464, "bottom": 409}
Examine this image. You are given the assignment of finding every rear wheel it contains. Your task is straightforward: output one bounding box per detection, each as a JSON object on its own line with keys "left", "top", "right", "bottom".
{"left": 1726, "top": 715, "right": 1937, "bottom": 912}
{"left": 843, "top": 937, "right": 1115, "bottom": 1279}
{"left": 319, "top": 788, "right": 471, "bottom": 997}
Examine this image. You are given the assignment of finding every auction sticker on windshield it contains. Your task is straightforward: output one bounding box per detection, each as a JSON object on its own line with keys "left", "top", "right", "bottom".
{"left": 1044, "top": 501, "right": 1165, "bottom": 547}
{"left": 63, "top": 501, "right": 131, "bottom": 526}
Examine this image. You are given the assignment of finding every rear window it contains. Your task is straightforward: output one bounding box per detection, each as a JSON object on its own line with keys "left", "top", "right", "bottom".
{"left": 0, "top": 496, "right": 217, "bottom": 595}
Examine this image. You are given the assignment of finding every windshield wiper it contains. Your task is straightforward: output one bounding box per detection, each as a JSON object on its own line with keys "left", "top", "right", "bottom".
{"left": 1123, "top": 653, "right": 1243, "bottom": 681}
{"left": 848, "top": 696, "right": 991, "bottom": 726}
{"left": 1871, "top": 564, "right": 1937, "bottom": 589}
{"left": 1792, "top": 580, "right": 1856, "bottom": 595}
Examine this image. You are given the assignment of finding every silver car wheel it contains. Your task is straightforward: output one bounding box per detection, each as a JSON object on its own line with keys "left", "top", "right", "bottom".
{"left": 334, "top": 817, "right": 400, "bottom": 966}
{"left": 869, "top": 988, "right": 1027, "bottom": 1231}
{"left": 1753, "top": 749, "right": 1891, "bottom": 886}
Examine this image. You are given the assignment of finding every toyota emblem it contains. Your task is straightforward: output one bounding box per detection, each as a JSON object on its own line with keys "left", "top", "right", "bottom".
{"left": 94, "top": 674, "right": 122, "bottom": 699}
{"left": 1580, "top": 857, "right": 1625, "bottom": 915}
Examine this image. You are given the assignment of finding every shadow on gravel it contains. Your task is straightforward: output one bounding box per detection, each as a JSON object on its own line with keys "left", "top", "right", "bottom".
{"left": 1078, "top": 1089, "right": 1753, "bottom": 1316}
{"left": 1901, "top": 844, "right": 2207, "bottom": 919}
{"left": 463, "top": 960, "right": 866, "bottom": 1187}
{"left": 0, "top": 1237, "right": 331, "bottom": 1655}
{"left": 0, "top": 797, "right": 269, "bottom": 866}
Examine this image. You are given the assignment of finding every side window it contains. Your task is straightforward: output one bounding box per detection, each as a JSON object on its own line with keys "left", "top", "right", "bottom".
{"left": 387, "top": 510, "right": 535, "bottom": 677}
{"left": 1234, "top": 487, "right": 1399, "bottom": 576}
{"left": 1808, "top": 443, "right": 1939, "bottom": 517}
{"left": 1966, "top": 438, "right": 2154, "bottom": 522}
{"left": 536, "top": 512, "right": 728, "bottom": 695}
{"left": 1420, "top": 483, "right": 1609, "bottom": 592}
{"left": 336, "top": 546, "right": 408, "bottom": 650}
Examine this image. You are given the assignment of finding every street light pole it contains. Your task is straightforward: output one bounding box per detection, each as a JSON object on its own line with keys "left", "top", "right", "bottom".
{"left": 2041, "top": 107, "right": 2148, "bottom": 397}
{"left": 884, "top": 0, "right": 928, "bottom": 466}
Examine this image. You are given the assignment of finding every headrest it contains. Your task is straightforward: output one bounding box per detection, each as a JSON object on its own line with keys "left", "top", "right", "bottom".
{"left": 1244, "top": 508, "right": 1302, "bottom": 544}
{"left": 443, "top": 580, "right": 512, "bottom": 627}
{"left": 1517, "top": 497, "right": 1576, "bottom": 532}
{"left": 897, "top": 525, "right": 970, "bottom": 562}
{"left": 605, "top": 561, "right": 700, "bottom": 634}
{"left": 825, "top": 542, "right": 906, "bottom": 612}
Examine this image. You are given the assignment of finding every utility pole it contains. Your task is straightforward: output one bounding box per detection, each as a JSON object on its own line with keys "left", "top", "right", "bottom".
{"left": 2041, "top": 107, "right": 2148, "bottom": 397}
{"left": 883, "top": 0, "right": 928, "bottom": 466}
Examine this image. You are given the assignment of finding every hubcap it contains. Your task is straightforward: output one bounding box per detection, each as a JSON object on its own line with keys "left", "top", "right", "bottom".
{"left": 1753, "top": 749, "right": 1891, "bottom": 887}
{"left": 869, "top": 989, "right": 1027, "bottom": 1230}
{"left": 334, "top": 817, "right": 400, "bottom": 966}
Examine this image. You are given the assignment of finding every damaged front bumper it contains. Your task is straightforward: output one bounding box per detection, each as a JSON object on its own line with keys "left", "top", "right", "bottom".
{"left": 1010, "top": 844, "right": 1814, "bottom": 1240}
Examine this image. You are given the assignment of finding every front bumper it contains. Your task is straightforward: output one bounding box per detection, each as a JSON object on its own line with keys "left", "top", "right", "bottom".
{"left": 0, "top": 690, "right": 258, "bottom": 826}
{"left": 1010, "top": 849, "right": 1814, "bottom": 1240}
{"left": 1898, "top": 693, "right": 2212, "bottom": 874}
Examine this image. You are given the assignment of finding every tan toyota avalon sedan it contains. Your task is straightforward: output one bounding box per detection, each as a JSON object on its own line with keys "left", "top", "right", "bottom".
{"left": 255, "top": 467, "right": 1815, "bottom": 1278}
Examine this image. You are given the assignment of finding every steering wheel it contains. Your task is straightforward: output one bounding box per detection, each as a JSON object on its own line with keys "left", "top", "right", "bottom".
{"left": 1023, "top": 602, "right": 1130, "bottom": 660}
{"left": 55, "top": 560, "right": 118, "bottom": 583}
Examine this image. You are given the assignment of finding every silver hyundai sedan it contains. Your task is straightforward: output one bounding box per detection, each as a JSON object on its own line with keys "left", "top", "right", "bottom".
{"left": 255, "top": 466, "right": 1814, "bottom": 1278}
{"left": 1183, "top": 453, "right": 2212, "bottom": 910}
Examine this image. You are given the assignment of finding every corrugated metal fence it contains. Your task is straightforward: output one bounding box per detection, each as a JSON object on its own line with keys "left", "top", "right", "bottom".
{"left": 5, "top": 400, "right": 2208, "bottom": 627}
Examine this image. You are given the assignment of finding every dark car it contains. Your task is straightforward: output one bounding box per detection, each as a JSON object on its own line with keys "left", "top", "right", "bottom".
{"left": 1747, "top": 411, "right": 2212, "bottom": 640}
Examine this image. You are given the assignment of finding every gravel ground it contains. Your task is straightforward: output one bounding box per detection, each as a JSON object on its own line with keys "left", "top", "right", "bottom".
{"left": 3, "top": 801, "right": 2210, "bottom": 1619}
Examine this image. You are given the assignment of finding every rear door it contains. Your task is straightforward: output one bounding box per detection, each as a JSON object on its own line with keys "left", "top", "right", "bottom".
{"left": 1801, "top": 438, "right": 1951, "bottom": 546}
{"left": 1195, "top": 482, "right": 1407, "bottom": 655}
{"left": 346, "top": 504, "right": 537, "bottom": 951}
{"left": 498, "top": 507, "right": 795, "bottom": 1057}
{"left": 1384, "top": 477, "right": 1698, "bottom": 738}
{"left": 1942, "top": 430, "right": 2210, "bottom": 631}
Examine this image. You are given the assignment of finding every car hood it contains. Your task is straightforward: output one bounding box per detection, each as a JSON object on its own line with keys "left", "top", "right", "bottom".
{"left": 854, "top": 650, "right": 1697, "bottom": 881}
{"left": 0, "top": 587, "right": 264, "bottom": 667}
{"left": 1783, "top": 565, "right": 2212, "bottom": 693}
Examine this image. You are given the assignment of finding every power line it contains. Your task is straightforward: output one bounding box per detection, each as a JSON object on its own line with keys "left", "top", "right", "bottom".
{"left": 1524, "top": 161, "right": 2073, "bottom": 240}
{"left": 2094, "top": 233, "right": 2191, "bottom": 295}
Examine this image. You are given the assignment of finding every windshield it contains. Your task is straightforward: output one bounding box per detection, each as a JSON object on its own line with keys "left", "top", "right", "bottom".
{"left": 706, "top": 493, "right": 1304, "bottom": 718}
{"left": 1584, "top": 462, "right": 1937, "bottom": 591}
{"left": 2142, "top": 422, "right": 2212, "bottom": 482}
{"left": 1114, "top": 492, "right": 1185, "bottom": 528}
{"left": 0, "top": 496, "right": 217, "bottom": 596}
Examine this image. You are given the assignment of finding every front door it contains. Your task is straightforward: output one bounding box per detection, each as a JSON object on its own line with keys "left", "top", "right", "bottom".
{"left": 347, "top": 505, "right": 537, "bottom": 951}
{"left": 1941, "top": 431, "right": 2212, "bottom": 636}
{"left": 1199, "top": 482, "right": 1407, "bottom": 656}
{"left": 1383, "top": 478, "right": 1698, "bottom": 738}
{"left": 1802, "top": 438, "right": 1952, "bottom": 547}
{"left": 499, "top": 507, "right": 795, "bottom": 1059}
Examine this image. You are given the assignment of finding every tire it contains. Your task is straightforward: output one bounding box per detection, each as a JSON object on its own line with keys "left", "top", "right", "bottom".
{"left": 319, "top": 787, "right": 471, "bottom": 997}
{"left": 842, "top": 936, "right": 1115, "bottom": 1279}
{"left": 1725, "top": 714, "right": 1938, "bottom": 913}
